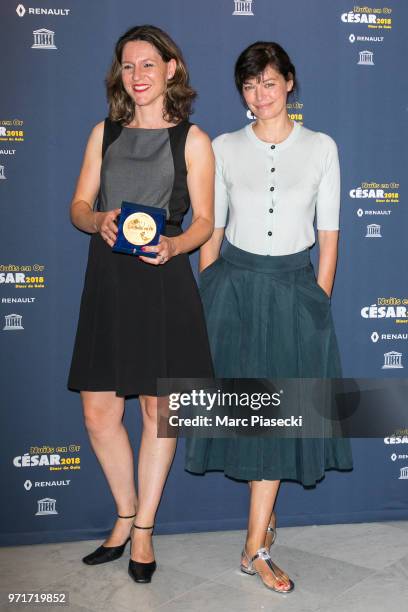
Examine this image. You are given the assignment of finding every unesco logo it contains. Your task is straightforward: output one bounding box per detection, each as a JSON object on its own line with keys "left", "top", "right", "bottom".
{"left": 358, "top": 50, "right": 374, "bottom": 66}
{"left": 382, "top": 351, "right": 403, "bottom": 369}
{"left": 365, "top": 224, "right": 381, "bottom": 238}
{"left": 232, "top": 1, "right": 254, "bottom": 16}
{"left": 3, "top": 314, "right": 24, "bottom": 331}
{"left": 32, "top": 29, "right": 57, "bottom": 50}
{"left": 35, "top": 498, "right": 58, "bottom": 516}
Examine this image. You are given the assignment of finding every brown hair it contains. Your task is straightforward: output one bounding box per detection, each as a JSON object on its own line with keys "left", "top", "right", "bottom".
{"left": 234, "top": 41, "right": 297, "bottom": 103}
{"left": 106, "top": 25, "right": 196, "bottom": 125}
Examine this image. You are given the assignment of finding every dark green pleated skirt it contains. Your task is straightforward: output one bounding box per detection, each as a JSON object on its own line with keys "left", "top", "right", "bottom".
{"left": 185, "top": 241, "right": 353, "bottom": 486}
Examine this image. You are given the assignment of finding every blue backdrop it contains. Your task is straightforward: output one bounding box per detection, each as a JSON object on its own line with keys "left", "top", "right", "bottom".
{"left": 1, "top": 0, "right": 407, "bottom": 546}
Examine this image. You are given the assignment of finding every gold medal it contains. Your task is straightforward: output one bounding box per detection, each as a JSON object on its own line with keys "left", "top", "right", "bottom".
{"left": 123, "top": 212, "right": 157, "bottom": 246}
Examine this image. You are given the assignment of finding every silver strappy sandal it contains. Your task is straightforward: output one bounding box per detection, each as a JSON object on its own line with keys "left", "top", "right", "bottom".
{"left": 240, "top": 547, "right": 295, "bottom": 594}
{"left": 265, "top": 524, "right": 277, "bottom": 548}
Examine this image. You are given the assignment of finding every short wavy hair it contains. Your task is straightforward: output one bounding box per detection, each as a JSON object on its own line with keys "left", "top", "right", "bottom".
{"left": 234, "top": 41, "right": 297, "bottom": 103}
{"left": 106, "top": 25, "right": 196, "bottom": 125}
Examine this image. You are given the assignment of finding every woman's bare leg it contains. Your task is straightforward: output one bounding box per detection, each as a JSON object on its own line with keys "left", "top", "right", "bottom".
{"left": 248, "top": 481, "right": 277, "bottom": 548}
{"left": 130, "top": 395, "right": 177, "bottom": 562}
{"left": 81, "top": 391, "right": 138, "bottom": 545}
{"left": 243, "top": 480, "right": 291, "bottom": 590}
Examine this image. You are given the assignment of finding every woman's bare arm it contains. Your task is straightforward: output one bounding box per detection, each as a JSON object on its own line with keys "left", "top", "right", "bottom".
{"left": 317, "top": 230, "right": 339, "bottom": 297}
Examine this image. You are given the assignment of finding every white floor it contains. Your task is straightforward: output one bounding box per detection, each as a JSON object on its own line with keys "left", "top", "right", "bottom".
{"left": 1, "top": 521, "right": 408, "bottom": 611}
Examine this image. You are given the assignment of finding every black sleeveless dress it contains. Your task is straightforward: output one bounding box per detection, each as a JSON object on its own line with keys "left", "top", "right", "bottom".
{"left": 68, "top": 118, "right": 214, "bottom": 396}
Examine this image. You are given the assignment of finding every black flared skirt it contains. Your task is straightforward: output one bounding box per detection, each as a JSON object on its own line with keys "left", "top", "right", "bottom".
{"left": 68, "top": 232, "right": 214, "bottom": 396}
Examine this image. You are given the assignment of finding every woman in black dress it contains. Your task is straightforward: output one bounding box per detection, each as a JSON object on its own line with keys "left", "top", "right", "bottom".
{"left": 68, "top": 25, "right": 214, "bottom": 583}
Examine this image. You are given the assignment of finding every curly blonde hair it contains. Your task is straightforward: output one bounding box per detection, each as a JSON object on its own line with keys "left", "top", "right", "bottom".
{"left": 106, "top": 25, "right": 196, "bottom": 125}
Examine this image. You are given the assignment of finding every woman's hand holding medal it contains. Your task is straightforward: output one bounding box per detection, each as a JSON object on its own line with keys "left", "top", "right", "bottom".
{"left": 138, "top": 235, "right": 178, "bottom": 265}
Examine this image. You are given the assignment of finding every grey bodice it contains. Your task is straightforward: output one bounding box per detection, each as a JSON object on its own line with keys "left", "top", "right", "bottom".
{"left": 98, "top": 118, "right": 192, "bottom": 225}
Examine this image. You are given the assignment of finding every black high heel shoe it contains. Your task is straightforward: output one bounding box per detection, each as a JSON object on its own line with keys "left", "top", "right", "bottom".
{"left": 128, "top": 524, "right": 156, "bottom": 583}
{"left": 82, "top": 512, "right": 136, "bottom": 565}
